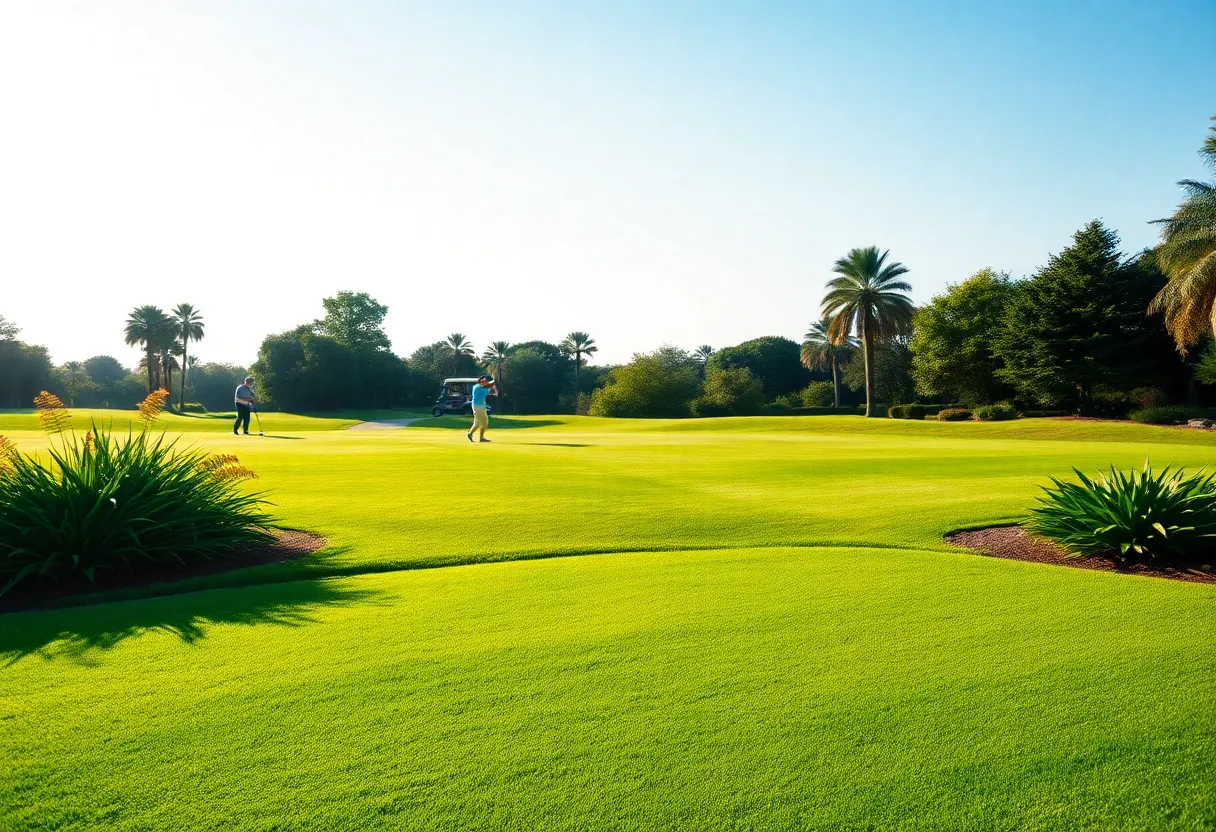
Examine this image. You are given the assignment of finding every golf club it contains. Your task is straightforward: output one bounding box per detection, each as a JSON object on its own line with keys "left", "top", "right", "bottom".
{"left": 253, "top": 409, "right": 265, "bottom": 436}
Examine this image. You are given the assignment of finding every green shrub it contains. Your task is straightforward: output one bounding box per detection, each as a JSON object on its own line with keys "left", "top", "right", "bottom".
{"left": 799, "top": 381, "right": 835, "bottom": 408}
{"left": 0, "top": 402, "right": 274, "bottom": 594}
{"left": 692, "top": 400, "right": 733, "bottom": 418}
{"left": 1129, "top": 406, "right": 1210, "bottom": 425}
{"left": 1129, "top": 387, "right": 1166, "bottom": 410}
{"left": 937, "top": 408, "right": 973, "bottom": 422}
{"left": 888, "top": 405, "right": 927, "bottom": 420}
{"left": 1021, "top": 409, "right": 1071, "bottom": 418}
{"left": 1029, "top": 463, "right": 1216, "bottom": 566}
{"left": 180, "top": 402, "right": 208, "bottom": 414}
{"left": 974, "top": 404, "right": 1016, "bottom": 421}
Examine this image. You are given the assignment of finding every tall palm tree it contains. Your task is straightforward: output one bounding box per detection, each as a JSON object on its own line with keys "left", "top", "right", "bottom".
{"left": 124, "top": 305, "right": 171, "bottom": 392}
{"left": 822, "top": 247, "right": 914, "bottom": 417}
{"left": 801, "top": 318, "right": 858, "bottom": 408}
{"left": 171, "top": 303, "right": 205, "bottom": 412}
{"left": 560, "top": 332, "right": 598, "bottom": 390}
{"left": 481, "top": 341, "right": 512, "bottom": 388}
{"left": 1150, "top": 117, "right": 1216, "bottom": 351}
{"left": 445, "top": 333, "right": 474, "bottom": 374}
{"left": 693, "top": 345, "right": 714, "bottom": 364}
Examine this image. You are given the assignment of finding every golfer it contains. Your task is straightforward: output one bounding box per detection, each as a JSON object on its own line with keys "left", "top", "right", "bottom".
{"left": 234, "top": 376, "right": 256, "bottom": 436}
{"left": 467, "top": 374, "right": 497, "bottom": 443}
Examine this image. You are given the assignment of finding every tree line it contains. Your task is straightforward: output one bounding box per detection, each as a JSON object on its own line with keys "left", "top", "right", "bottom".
{"left": 5, "top": 117, "right": 1212, "bottom": 420}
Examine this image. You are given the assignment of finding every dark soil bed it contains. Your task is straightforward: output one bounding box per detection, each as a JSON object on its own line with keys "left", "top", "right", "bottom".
{"left": 0, "top": 529, "right": 327, "bottom": 613}
{"left": 945, "top": 525, "right": 1216, "bottom": 584}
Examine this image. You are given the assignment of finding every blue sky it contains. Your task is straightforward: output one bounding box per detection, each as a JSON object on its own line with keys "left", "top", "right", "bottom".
{"left": 1, "top": 0, "right": 1213, "bottom": 366}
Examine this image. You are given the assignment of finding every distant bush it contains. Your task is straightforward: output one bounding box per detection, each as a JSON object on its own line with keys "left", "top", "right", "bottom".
{"left": 1021, "top": 409, "right": 1071, "bottom": 418}
{"left": 1129, "top": 387, "right": 1166, "bottom": 410}
{"left": 0, "top": 393, "right": 273, "bottom": 594}
{"left": 799, "top": 381, "right": 835, "bottom": 408}
{"left": 1029, "top": 463, "right": 1216, "bottom": 567}
{"left": 760, "top": 401, "right": 793, "bottom": 415}
{"left": 692, "top": 367, "right": 765, "bottom": 417}
{"left": 937, "top": 408, "right": 973, "bottom": 422}
{"left": 180, "top": 402, "right": 208, "bottom": 414}
{"left": 888, "top": 405, "right": 927, "bottom": 420}
{"left": 589, "top": 348, "right": 701, "bottom": 418}
{"left": 974, "top": 404, "right": 1016, "bottom": 421}
{"left": 1129, "top": 406, "right": 1211, "bottom": 425}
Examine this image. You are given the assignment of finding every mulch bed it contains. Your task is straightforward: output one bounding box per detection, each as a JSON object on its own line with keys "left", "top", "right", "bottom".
{"left": 945, "top": 525, "right": 1216, "bottom": 585}
{"left": 0, "top": 529, "right": 328, "bottom": 613}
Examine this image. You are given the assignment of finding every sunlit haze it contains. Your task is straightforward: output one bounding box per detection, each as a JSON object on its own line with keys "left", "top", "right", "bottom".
{"left": 2, "top": 1, "right": 1214, "bottom": 367}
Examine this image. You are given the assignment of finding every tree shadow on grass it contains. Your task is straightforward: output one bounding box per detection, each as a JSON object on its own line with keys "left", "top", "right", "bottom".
{"left": 413, "top": 416, "right": 565, "bottom": 430}
{"left": 0, "top": 577, "right": 389, "bottom": 667}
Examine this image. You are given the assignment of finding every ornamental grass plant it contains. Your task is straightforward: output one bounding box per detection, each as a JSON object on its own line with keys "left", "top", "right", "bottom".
{"left": 1028, "top": 462, "right": 1216, "bottom": 566}
{"left": 0, "top": 391, "right": 273, "bottom": 594}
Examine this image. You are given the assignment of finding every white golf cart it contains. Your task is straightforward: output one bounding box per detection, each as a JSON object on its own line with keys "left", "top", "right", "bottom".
{"left": 431, "top": 378, "right": 492, "bottom": 417}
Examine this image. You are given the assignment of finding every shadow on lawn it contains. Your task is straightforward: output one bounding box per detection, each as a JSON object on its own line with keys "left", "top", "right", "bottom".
{"left": 415, "top": 416, "right": 565, "bottom": 430}
{"left": 0, "top": 578, "right": 387, "bottom": 667}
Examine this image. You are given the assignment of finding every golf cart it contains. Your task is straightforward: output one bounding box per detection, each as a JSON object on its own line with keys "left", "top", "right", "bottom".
{"left": 431, "top": 378, "right": 492, "bottom": 417}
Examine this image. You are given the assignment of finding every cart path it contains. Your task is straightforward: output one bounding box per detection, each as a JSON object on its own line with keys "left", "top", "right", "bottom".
{"left": 346, "top": 418, "right": 424, "bottom": 430}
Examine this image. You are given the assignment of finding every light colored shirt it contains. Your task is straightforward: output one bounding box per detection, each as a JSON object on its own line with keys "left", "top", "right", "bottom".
{"left": 471, "top": 384, "right": 490, "bottom": 407}
{"left": 235, "top": 385, "right": 254, "bottom": 405}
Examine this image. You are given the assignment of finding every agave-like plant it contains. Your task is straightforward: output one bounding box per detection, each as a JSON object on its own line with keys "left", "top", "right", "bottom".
{"left": 0, "top": 392, "right": 273, "bottom": 594}
{"left": 1028, "top": 463, "right": 1216, "bottom": 565}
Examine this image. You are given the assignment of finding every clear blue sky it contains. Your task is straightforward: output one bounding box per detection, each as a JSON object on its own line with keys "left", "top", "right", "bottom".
{"left": 2, "top": 0, "right": 1214, "bottom": 366}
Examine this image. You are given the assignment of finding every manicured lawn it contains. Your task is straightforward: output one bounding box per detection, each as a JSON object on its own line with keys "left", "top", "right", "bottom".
{"left": 3, "top": 415, "right": 1215, "bottom": 830}
{"left": 0, "top": 408, "right": 427, "bottom": 434}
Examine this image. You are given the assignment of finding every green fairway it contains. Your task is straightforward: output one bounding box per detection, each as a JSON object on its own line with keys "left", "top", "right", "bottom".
{"left": 3, "top": 416, "right": 1216, "bottom": 830}
{"left": 0, "top": 408, "right": 427, "bottom": 434}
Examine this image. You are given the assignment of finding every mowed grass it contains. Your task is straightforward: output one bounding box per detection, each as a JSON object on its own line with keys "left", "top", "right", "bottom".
{"left": 3, "top": 415, "right": 1216, "bottom": 830}
{"left": 0, "top": 408, "right": 427, "bottom": 434}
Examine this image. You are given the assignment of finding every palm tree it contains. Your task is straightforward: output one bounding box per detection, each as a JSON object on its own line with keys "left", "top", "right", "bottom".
{"left": 1150, "top": 117, "right": 1216, "bottom": 351}
{"left": 559, "top": 332, "right": 598, "bottom": 390}
{"left": 124, "top": 305, "right": 172, "bottom": 392}
{"left": 171, "top": 303, "right": 205, "bottom": 412}
{"left": 693, "top": 345, "right": 714, "bottom": 364}
{"left": 822, "top": 247, "right": 914, "bottom": 417}
{"left": 445, "top": 333, "right": 474, "bottom": 374}
{"left": 159, "top": 343, "right": 182, "bottom": 404}
{"left": 801, "top": 318, "right": 858, "bottom": 408}
{"left": 481, "top": 341, "right": 512, "bottom": 387}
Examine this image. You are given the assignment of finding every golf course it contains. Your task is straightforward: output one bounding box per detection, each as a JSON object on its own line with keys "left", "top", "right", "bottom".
{"left": 3, "top": 413, "right": 1215, "bottom": 831}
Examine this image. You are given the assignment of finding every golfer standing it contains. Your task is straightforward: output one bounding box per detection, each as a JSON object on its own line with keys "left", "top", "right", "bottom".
{"left": 234, "top": 376, "right": 256, "bottom": 436}
{"left": 467, "top": 374, "right": 496, "bottom": 443}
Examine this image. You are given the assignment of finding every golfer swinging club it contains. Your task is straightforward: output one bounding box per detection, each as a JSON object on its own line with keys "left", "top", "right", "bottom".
{"left": 234, "top": 376, "right": 256, "bottom": 436}
{"left": 467, "top": 374, "right": 497, "bottom": 443}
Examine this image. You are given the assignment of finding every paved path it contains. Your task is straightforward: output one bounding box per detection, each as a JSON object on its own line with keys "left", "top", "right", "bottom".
{"left": 345, "top": 418, "right": 423, "bottom": 431}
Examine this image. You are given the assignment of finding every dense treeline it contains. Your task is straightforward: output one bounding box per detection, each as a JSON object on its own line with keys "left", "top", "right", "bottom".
{"left": 0, "top": 315, "right": 247, "bottom": 412}
{"left": 8, "top": 118, "right": 1214, "bottom": 421}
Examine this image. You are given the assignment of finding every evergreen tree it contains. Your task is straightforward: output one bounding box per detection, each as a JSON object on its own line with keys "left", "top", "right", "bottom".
{"left": 994, "top": 221, "right": 1174, "bottom": 412}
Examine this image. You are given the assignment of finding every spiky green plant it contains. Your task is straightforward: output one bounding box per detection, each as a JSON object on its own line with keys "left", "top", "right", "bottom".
{"left": 0, "top": 427, "right": 274, "bottom": 594}
{"left": 1028, "top": 463, "right": 1216, "bottom": 565}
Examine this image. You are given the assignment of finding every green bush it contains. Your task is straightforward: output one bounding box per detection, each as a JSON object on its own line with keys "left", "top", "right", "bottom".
{"left": 694, "top": 367, "right": 765, "bottom": 417}
{"left": 1129, "top": 406, "right": 1211, "bottom": 425}
{"left": 1021, "top": 409, "right": 1071, "bottom": 418}
{"left": 180, "top": 402, "right": 208, "bottom": 414}
{"left": 1129, "top": 387, "right": 1166, "bottom": 410}
{"left": 937, "top": 408, "right": 973, "bottom": 422}
{"left": 974, "top": 404, "right": 1016, "bottom": 421}
{"left": 799, "top": 381, "right": 835, "bottom": 408}
{"left": 888, "top": 405, "right": 927, "bottom": 420}
{"left": 0, "top": 426, "right": 274, "bottom": 594}
{"left": 1029, "top": 463, "right": 1216, "bottom": 566}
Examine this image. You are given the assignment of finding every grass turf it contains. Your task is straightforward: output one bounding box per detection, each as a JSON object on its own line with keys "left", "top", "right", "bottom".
{"left": 3, "top": 415, "right": 1216, "bottom": 830}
